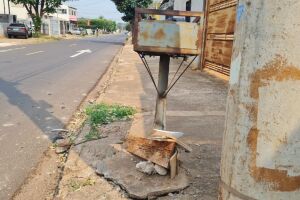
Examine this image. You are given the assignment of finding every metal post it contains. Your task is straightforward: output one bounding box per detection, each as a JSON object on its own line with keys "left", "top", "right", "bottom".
{"left": 219, "top": 0, "right": 300, "bottom": 199}
{"left": 154, "top": 55, "right": 170, "bottom": 130}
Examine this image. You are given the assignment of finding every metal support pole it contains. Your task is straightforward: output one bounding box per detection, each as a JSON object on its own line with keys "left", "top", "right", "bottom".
{"left": 154, "top": 55, "right": 170, "bottom": 130}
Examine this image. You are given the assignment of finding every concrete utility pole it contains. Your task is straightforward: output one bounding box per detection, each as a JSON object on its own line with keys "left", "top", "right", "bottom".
{"left": 219, "top": 0, "right": 300, "bottom": 200}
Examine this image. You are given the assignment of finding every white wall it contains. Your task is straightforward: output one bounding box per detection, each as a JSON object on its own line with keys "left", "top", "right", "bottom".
{"left": 48, "top": 5, "right": 70, "bottom": 22}
{"left": 191, "top": 0, "right": 204, "bottom": 11}
{"left": 174, "top": 0, "right": 204, "bottom": 11}
{"left": 10, "top": 4, "right": 30, "bottom": 22}
{"left": 0, "top": 1, "right": 30, "bottom": 21}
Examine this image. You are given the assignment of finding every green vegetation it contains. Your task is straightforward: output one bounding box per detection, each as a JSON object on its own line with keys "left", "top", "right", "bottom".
{"left": 86, "top": 103, "right": 136, "bottom": 127}
{"left": 111, "top": 0, "right": 153, "bottom": 22}
{"left": 69, "top": 178, "right": 96, "bottom": 192}
{"left": 78, "top": 17, "right": 117, "bottom": 33}
{"left": 84, "top": 128, "right": 102, "bottom": 141}
{"left": 85, "top": 103, "right": 136, "bottom": 140}
{"left": 10, "top": 0, "right": 66, "bottom": 35}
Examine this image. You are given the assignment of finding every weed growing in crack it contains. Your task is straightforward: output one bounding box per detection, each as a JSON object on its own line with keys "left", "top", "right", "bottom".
{"left": 84, "top": 127, "right": 101, "bottom": 140}
{"left": 85, "top": 103, "right": 136, "bottom": 139}
{"left": 69, "top": 178, "right": 96, "bottom": 192}
{"left": 86, "top": 103, "right": 136, "bottom": 126}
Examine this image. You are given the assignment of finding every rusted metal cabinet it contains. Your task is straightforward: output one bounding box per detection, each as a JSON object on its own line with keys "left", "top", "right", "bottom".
{"left": 133, "top": 8, "right": 203, "bottom": 56}
{"left": 132, "top": 8, "right": 204, "bottom": 130}
{"left": 201, "top": 0, "right": 238, "bottom": 75}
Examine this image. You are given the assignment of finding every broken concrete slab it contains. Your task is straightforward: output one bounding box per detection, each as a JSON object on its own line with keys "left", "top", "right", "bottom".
{"left": 96, "top": 152, "right": 189, "bottom": 199}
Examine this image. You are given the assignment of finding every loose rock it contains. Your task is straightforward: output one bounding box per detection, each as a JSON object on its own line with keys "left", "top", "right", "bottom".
{"left": 136, "top": 161, "right": 155, "bottom": 175}
{"left": 55, "top": 146, "right": 68, "bottom": 154}
{"left": 56, "top": 139, "right": 72, "bottom": 147}
{"left": 154, "top": 164, "right": 168, "bottom": 176}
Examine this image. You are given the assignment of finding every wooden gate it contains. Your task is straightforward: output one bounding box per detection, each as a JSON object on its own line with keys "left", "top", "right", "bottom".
{"left": 201, "top": 0, "right": 238, "bottom": 76}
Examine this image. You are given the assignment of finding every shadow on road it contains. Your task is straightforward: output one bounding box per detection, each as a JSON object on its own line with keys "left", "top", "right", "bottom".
{"left": 0, "top": 78, "right": 64, "bottom": 140}
{"left": 89, "top": 40, "right": 125, "bottom": 46}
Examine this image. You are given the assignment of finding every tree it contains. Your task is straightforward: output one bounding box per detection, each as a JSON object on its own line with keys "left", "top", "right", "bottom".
{"left": 90, "top": 17, "right": 117, "bottom": 33}
{"left": 78, "top": 18, "right": 89, "bottom": 29}
{"left": 10, "top": 0, "right": 66, "bottom": 35}
{"left": 111, "top": 0, "right": 153, "bottom": 22}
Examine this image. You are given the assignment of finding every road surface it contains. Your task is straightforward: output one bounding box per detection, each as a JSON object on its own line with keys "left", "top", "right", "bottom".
{"left": 0, "top": 34, "right": 126, "bottom": 199}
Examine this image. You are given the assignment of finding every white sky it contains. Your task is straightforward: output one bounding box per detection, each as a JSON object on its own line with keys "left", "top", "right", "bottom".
{"left": 67, "top": 0, "right": 124, "bottom": 22}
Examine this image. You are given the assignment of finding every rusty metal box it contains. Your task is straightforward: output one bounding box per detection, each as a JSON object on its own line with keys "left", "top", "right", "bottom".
{"left": 133, "top": 8, "right": 203, "bottom": 56}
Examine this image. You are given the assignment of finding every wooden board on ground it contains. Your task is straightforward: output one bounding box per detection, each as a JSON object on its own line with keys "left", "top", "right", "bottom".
{"left": 126, "top": 137, "right": 176, "bottom": 169}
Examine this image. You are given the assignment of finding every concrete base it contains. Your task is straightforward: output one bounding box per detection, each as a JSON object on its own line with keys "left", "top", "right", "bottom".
{"left": 96, "top": 152, "right": 189, "bottom": 199}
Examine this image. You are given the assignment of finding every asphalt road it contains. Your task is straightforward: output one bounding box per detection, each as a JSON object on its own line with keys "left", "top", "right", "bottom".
{"left": 0, "top": 34, "right": 126, "bottom": 199}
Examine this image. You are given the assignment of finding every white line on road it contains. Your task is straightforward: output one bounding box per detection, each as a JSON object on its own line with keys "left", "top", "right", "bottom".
{"left": 26, "top": 51, "right": 44, "bottom": 56}
{"left": 70, "top": 44, "right": 77, "bottom": 47}
{"left": 70, "top": 49, "right": 92, "bottom": 58}
{"left": 0, "top": 47, "right": 26, "bottom": 53}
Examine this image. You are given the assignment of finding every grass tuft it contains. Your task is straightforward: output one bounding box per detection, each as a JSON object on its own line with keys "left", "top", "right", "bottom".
{"left": 86, "top": 103, "right": 136, "bottom": 127}
{"left": 84, "top": 103, "right": 136, "bottom": 140}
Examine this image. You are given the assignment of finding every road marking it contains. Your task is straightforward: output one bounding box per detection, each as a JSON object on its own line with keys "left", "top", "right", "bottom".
{"left": 0, "top": 47, "right": 26, "bottom": 53}
{"left": 70, "top": 49, "right": 92, "bottom": 58}
{"left": 70, "top": 44, "right": 77, "bottom": 47}
{"left": 26, "top": 51, "right": 44, "bottom": 56}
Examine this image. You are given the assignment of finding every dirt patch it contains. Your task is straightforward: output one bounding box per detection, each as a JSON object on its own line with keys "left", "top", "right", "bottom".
{"left": 13, "top": 149, "right": 61, "bottom": 200}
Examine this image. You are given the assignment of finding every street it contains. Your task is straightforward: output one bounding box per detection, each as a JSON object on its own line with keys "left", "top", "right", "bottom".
{"left": 0, "top": 34, "right": 126, "bottom": 200}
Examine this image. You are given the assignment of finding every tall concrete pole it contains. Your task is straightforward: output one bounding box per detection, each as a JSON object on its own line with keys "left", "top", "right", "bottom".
{"left": 219, "top": 0, "right": 300, "bottom": 200}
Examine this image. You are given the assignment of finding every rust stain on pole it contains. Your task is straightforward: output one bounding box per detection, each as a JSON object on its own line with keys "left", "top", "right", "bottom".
{"left": 247, "top": 55, "right": 300, "bottom": 192}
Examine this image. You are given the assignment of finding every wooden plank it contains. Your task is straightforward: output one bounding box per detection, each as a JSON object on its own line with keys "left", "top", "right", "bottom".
{"left": 126, "top": 137, "right": 176, "bottom": 169}
{"left": 207, "top": 6, "right": 236, "bottom": 34}
{"left": 205, "top": 61, "right": 231, "bottom": 76}
{"left": 207, "top": 33, "right": 234, "bottom": 41}
{"left": 202, "top": 0, "right": 237, "bottom": 75}
{"left": 209, "top": 0, "right": 238, "bottom": 12}
{"left": 170, "top": 150, "right": 178, "bottom": 179}
{"left": 209, "top": 0, "right": 228, "bottom": 6}
{"left": 151, "top": 129, "right": 192, "bottom": 152}
{"left": 204, "top": 39, "right": 233, "bottom": 67}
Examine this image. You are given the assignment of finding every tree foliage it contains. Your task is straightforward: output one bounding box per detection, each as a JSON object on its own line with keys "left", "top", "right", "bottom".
{"left": 111, "top": 0, "right": 153, "bottom": 22}
{"left": 78, "top": 17, "right": 117, "bottom": 33}
{"left": 10, "top": 0, "right": 66, "bottom": 35}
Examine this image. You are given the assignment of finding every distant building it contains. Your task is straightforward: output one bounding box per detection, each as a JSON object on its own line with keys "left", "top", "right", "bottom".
{"left": 0, "top": 1, "right": 77, "bottom": 36}
{"left": 47, "top": 4, "right": 78, "bottom": 35}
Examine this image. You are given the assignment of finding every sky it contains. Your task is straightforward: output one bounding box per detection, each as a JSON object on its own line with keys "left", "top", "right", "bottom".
{"left": 67, "top": 0, "right": 124, "bottom": 23}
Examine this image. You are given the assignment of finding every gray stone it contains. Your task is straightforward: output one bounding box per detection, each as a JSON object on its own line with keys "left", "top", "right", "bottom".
{"left": 55, "top": 146, "right": 68, "bottom": 154}
{"left": 136, "top": 161, "right": 155, "bottom": 175}
{"left": 154, "top": 165, "right": 168, "bottom": 176}
{"left": 96, "top": 152, "right": 189, "bottom": 199}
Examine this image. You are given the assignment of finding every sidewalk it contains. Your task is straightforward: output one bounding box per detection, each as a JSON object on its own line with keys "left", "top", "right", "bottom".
{"left": 56, "top": 43, "right": 228, "bottom": 200}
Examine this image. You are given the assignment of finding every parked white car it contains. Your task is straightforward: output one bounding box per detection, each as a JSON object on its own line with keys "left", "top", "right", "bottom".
{"left": 68, "top": 28, "right": 81, "bottom": 35}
